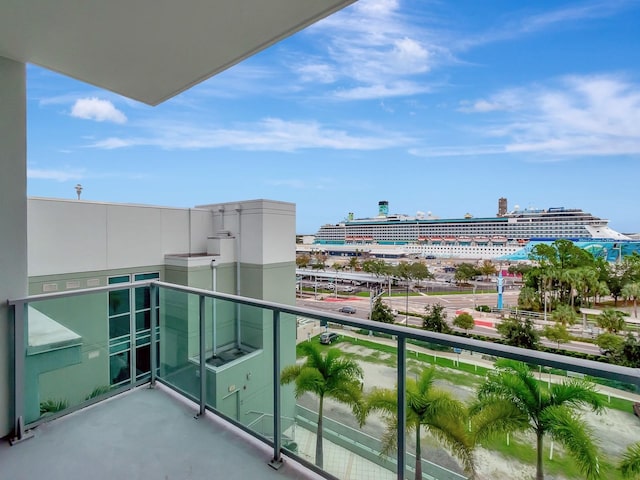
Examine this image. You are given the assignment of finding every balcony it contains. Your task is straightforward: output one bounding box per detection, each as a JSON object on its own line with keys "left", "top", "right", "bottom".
{"left": 7, "top": 281, "right": 640, "bottom": 480}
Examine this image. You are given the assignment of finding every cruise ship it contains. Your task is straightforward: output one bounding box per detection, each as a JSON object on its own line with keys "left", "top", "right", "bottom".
{"left": 313, "top": 199, "right": 631, "bottom": 260}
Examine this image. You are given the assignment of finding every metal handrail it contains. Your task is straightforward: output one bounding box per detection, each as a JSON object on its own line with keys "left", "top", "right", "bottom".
{"left": 9, "top": 279, "right": 640, "bottom": 480}
{"left": 151, "top": 281, "right": 640, "bottom": 384}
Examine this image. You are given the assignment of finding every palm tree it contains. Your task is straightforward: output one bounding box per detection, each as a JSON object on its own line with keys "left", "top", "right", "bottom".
{"left": 622, "top": 283, "right": 640, "bottom": 318}
{"left": 598, "top": 308, "right": 626, "bottom": 333}
{"left": 518, "top": 285, "right": 540, "bottom": 311}
{"left": 365, "top": 367, "right": 474, "bottom": 479}
{"left": 280, "top": 342, "right": 363, "bottom": 469}
{"left": 475, "top": 360, "right": 603, "bottom": 480}
{"left": 560, "top": 268, "right": 581, "bottom": 308}
{"left": 551, "top": 303, "right": 577, "bottom": 326}
{"left": 620, "top": 442, "right": 640, "bottom": 479}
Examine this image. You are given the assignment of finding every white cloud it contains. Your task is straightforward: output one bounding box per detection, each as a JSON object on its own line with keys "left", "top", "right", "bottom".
{"left": 88, "top": 117, "right": 413, "bottom": 152}
{"left": 409, "top": 145, "right": 507, "bottom": 158}
{"left": 70, "top": 97, "right": 127, "bottom": 124}
{"left": 434, "top": 75, "right": 640, "bottom": 158}
{"left": 332, "top": 81, "right": 431, "bottom": 100}
{"left": 27, "top": 168, "right": 84, "bottom": 182}
{"left": 295, "top": 63, "right": 337, "bottom": 84}
{"left": 455, "top": 1, "right": 635, "bottom": 50}
{"left": 293, "top": 0, "right": 444, "bottom": 100}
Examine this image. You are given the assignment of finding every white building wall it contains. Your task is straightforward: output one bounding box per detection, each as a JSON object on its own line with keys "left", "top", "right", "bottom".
{"left": 28, "top": 198, "right": 215, "bottom": 276}
{"left": 0, "top": 56, "right": 27, "bottom": 438}
{"left": 197, "top": 199, "right": 295, "bottom": 265}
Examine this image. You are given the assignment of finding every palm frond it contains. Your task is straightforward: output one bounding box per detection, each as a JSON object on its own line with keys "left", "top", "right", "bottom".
{"left": 280, "top": 364, "right": 302, "bottom": 386}
{"left": 550, "top": 380, "right": 603, "bottom": 412}
{"left": 470, "top": 398, "right": 530, "bottom": 443}
{"left": 478, "top": 369, "right": 539, "bottom": 416}
{"left": 543, "top": 405, "right": 601, "bottom": 480}
{"left": 292, "top": 367, "right": 326, "bottom": 398}
{"left": 416, "top": 366, "right": 436, "bottom": 396}
{"left": 620, "top": 442, "right": 640, "bottom": 479}
{"left": 426, "top": 407, "right": 475, "bottom": 475}
{"left": 367, "top": 387, "right": 397, "bottom": 415}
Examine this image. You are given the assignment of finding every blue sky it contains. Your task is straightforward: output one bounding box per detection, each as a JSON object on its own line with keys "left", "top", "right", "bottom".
{"left": 26, "top": 0, "right": 640, "bottom": 234}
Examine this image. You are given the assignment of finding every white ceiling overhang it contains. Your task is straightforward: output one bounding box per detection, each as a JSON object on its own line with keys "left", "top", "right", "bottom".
{"left": 0, "top": 0, "right": 355, "bottom": 105}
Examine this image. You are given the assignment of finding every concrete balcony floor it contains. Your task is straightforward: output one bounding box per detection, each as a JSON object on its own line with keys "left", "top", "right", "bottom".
{"left": 1, "top": 384, "right": 323, "bottom": 480}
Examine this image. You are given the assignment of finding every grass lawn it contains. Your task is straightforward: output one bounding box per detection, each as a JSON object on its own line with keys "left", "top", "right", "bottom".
{"left": 299, "top": 334, "right": 636, "bottom": 415}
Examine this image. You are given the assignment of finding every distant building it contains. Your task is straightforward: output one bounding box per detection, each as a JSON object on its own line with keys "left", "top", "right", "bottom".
{"left": 497, "top": 197, "right": 508, "bottom": 217}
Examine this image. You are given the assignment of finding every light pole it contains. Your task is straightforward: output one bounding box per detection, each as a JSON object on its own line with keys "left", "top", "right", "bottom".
{"left": 473, "top": 284, "right": 477, "bottom": 309}
{"left": 75, "top": 183, "right": 83, "bottom": 200}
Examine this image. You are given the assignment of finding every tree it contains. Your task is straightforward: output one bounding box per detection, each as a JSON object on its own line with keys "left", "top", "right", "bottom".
{"left": 422, "top": 303, "right": 451, "bottom": 333}
{"left": 479, "top": 260, "right": 497, "bottom": 280}
{"left": 454, "top": 263, "right": 479, "bottom": 284}
{"left": 280, "top": 342, "right": 364, "bottom": 468}
{"left": 361, "top": 258, "right": 390, "bottom": 277}
{"left": 595, "top": 332, "right": 624, "bottom": 356}
{"left": 365, "top": 367, "right": 474, "bottom": 479}
{"left": 313, "top": 252, "right": 327, "bottom": 270}
{"left": 453, "top": 312, "right": 475, "bottom": 335}
{"left": 620, "top": 334, "right": 640, "bottom": 368}
{"left": 596, "top": 333, "right": 640, "bottom": 367}
{"left": 622, "top": 282, "right": 640, "bottom": 318}
{"left": 551, "top": 304, "right": 577, "bottom": 326}
{"left": 496, "top": 317, "right": 540, "bottom": 350}
{"left": 296, "top": 254, "right": 310, "bottom": 268}
{"left": 597, "top": 308, "right": 626, "bottom": 334}
{"left": 395, "top": 262, "right": 434, "bottom": 322}
{"left": 543, "top": 323, "right": 570, "bottom": 348}
{"left": 475, "top": 360, "right": 603, "bottom": 480}
{"left": 348, "top": 255, "right": 360, "bottom": 271}
{"left": 408, "top": 261, "right": 434, "bottom": 287}
{"left": 518, "top": 286, "right": 540, "bottom": 311}
{"left": 370, "top": 297, "right": 395, "bottom": 323}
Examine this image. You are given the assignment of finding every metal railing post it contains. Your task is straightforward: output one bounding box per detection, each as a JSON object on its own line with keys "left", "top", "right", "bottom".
{"left": 198, "top": 294, "right": 206, "bottom": 416}
{"left": 269, "top": 309, "right": 283, "bottom": 469}
{"left": 10, "top": 300, "right": 33, "bottom": 444}
{"left": 397, "top": 335, "right": 406, "bottom": 480}
{"left": 149, "top": 283, "right": 158, "bottom": 387}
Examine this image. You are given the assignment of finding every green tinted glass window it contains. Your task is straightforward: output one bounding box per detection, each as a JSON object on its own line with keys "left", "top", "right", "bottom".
{"left": 109, "top": 290, "right": 130, "bottom": 316}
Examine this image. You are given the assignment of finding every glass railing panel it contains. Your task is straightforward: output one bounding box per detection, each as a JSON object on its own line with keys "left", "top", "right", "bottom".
{"left": 24, "top": 291, "right": 115, "bottom": 426}
{"left": 156, "top": 288, "right": 202, "bottom": 402}
{"left": 319, "top": 328, "right": 640, "bottom": 480}
{"left": 282, "top": 316, "right": 396, "bottom": 479}
{"left": 208, "top": 300, "right": 274, "bottom": 440}
{"left": 13, "top": 280, "right": 640, "bottom": 480}
{"left": 463, "top": 354, "right": 640, "bottom": 480}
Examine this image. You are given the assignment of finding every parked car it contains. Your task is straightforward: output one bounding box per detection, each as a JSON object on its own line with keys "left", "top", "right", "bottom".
{"left": 319, "top": 332, "right": 339, "bottom": 344}
{"left": 338, "top": 306, "right": 356, "bottom": 314}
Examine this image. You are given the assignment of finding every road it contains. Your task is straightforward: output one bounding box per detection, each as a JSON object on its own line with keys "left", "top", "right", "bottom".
{"left": 295, "top": 290, "right": 602, "bottom": 356}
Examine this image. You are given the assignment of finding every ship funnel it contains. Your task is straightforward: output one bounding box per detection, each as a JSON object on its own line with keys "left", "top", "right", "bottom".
{"left": 378, "top": 200, "right": 389, "bottom": 217}
{"left": 348, "top": 212, "right": 354, "bottom": 221}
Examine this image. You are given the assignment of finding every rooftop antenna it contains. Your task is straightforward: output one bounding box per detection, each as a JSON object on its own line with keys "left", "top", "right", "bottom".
{"left": 75, "top": 183, "right": 83, "bottom": 200}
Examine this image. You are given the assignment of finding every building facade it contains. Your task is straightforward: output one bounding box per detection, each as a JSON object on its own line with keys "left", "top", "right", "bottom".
{"left": 16, "top": 197, "right": 296, "bottom": 432}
